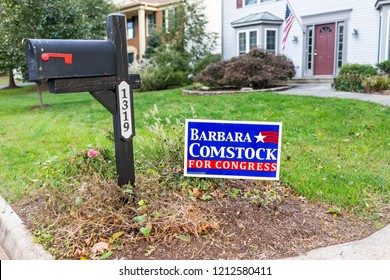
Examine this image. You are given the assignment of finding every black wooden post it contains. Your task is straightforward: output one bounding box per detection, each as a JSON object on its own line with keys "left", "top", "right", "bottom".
{"left": 106, "top": 13, "right": 136, "bottom": 186}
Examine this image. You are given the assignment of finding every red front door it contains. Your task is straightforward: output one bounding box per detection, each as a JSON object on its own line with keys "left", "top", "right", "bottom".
{"left": 314, "top": 23, "right": 335, "bottom": 75}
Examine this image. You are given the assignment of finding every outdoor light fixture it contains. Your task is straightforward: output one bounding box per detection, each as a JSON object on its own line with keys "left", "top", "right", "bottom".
{"left": 352, "top": 29, "right": 358, "bottom": 38}
{"left": 292, "top": 36, "right": 298, "bottom": 44}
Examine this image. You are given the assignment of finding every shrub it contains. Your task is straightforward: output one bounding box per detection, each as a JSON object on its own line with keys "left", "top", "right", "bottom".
{"left": 193, "top": 60, "right": 227, "bottom": 87}
{"left": 332, "top": 73, "right": 366, "bottom": 92}
{"left": 195, "top": 48, "right": 295, "bottom": 88}
{"left": 338, "top": 64, "right": 377, "bottom": 76}
{"left": 332, "top": 64, "right": 378, "bottom": 92}
{"left": 376, "top": 60, "right": 390, "bottom": 74}
{"left": 139, "top": 48, "right": 192, "bottom": 91}
{"left": 193, "top": 53, "right": 221, "bottom": 75}
{"left": 362, "top": 75, "right": 390, "bottom": 93}
{"left": 140, "top": 66, "right": 190, "bottom": 92}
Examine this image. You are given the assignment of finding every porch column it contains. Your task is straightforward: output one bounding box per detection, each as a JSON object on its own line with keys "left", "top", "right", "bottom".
{"left": 138, "top": 7, "right": 146, "bottom": 58}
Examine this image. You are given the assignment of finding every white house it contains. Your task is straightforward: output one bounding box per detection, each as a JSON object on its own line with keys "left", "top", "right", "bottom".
{"left": 222, "top": 0, "right": 390, "bottom": 79}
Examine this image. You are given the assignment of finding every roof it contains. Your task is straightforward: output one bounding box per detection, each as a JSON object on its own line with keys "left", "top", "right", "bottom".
{"left": 375, "top": 0, "right": 390, "bottom": 10}
{"left": 231, "top": 12, "right": 283, "bottom": 28}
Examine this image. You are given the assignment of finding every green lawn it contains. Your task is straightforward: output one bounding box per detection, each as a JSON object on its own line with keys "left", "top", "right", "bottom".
{"left": 0, "top": 85, "right": 389, "bottom": 215}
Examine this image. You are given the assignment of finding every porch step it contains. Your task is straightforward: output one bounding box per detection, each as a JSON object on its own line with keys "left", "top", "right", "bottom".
{"left": 291, "top": 77, "right": 334, "bottom": 84}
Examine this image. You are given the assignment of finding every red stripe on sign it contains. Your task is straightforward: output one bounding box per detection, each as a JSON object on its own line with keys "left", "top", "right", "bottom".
{"left": 187, "top": 160, "right": 277, "bottom": 172}
{"left": 262, "top": 131, "right": 279, "bottom": 144}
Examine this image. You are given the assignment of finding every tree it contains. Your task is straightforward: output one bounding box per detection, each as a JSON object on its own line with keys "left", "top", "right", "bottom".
{"left": 140, "top": 0, "right": 218, "bottom": 91}
{"left": 162, "top": 0, "right": 218, "bottom": 63}
{"left": 144, "top": 29, "right": 163, "bottom": 59}
{"left": 0, "top": 0, "right": 114, "bottom": 106}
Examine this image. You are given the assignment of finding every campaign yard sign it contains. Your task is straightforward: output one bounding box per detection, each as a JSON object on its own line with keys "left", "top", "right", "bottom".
{"left": 184, "top": 120, "right": 282, "bottom": 180}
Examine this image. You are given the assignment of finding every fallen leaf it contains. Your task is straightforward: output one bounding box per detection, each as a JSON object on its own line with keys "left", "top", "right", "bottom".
{"left": 91, "top": 242, "right": 109, "bottom": 254}
{"left": 85, "top": 237, "right": 92, "bottom": 246}
{"left": 109, "top": 231, "right": 124, "bottom": 244}
{"left": 114, "top": 215, "right": 121, "bottom": 225}
{"left": 192, "top": 188, "right": 202, "bottom": 198}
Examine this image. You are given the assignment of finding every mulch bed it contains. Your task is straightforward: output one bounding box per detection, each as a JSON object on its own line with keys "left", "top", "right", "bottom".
{"left": 13, "top": 178, "right": 386, "bottom": 260}
{"left": 112, "top": 197, "right": 379, "bottom": 260}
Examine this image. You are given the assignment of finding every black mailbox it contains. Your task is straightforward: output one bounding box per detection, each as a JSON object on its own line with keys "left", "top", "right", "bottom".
{"left": 25, "top": 39, "right": 116, "bottom": 81}
{"left": 25, "top": 14, "right": 140, "bottom": 187}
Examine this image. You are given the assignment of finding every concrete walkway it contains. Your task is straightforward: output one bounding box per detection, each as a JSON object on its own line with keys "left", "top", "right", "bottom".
{"left": 289, "top": 224, "right": 390, "bottom": 260}
{"left": 283, "top": 83, "right": 390, "bottom": 106}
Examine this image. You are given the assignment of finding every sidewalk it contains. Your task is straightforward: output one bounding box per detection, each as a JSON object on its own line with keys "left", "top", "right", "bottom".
{"left": 289, "top": 224, "right": 390, "bottom": 260}
{"left": 282, "top": 83, "right": 390, "bottom": 106}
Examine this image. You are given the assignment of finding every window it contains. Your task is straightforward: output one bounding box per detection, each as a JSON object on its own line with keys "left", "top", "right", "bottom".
{"left": 127, "top": 17, "right": 135, "bottom": 39}
{"left": 249, "top": 31, "right": 258, "bottom": 49}
{"left": 265, "top": 29, "right": 277, "bottom": 53}
{"left": 320, "top": 26, "right": 332, "bottom": 33}
{"left": 163, "top": 7, "right": 177, "bottom": 32}
{"left": 239, "top": 32, "right": 247, "bottom": 55}
{"left": 128, "top": 53, "right": 134, "bottom": 64}
{"left": 238, "top": 30, "right": 258, "bottom": 55}
{"left": 244, "top": 0, "right": 273, "bottom": 6}
{"left": 245, "top": 0, "right": 257, "bottom": 5}
{"left": 336, "top": 23, "right": 345, "bottom": 68}
{"left": 307, "top": 27, "right": 314, "bottom": 71}
{"left": 147, "top": 12, "right": 156, "bottom": 36}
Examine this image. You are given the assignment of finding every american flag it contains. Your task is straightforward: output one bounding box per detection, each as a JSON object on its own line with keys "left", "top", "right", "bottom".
{"left": 281, "top": 3, "right": 295, "bottom": 50}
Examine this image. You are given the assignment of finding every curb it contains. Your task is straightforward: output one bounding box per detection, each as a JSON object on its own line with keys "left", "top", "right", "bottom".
{"left": 0, "top": 196, "right": 53, "bottom": 260}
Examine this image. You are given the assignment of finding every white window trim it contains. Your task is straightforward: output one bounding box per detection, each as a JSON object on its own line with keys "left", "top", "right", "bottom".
{"left": 237, "top": 29, "right": 259, "bottom": 55}
{"left": 264, "top": 28, "right": 278, "bottom": 54}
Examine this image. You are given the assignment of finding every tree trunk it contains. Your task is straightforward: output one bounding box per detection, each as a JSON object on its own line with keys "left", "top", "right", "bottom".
{"left": 7, "top": 70, "right": 18, "bottom": 88}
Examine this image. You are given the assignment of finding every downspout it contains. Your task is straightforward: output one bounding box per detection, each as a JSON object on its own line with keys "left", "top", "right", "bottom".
{"left": 221, "top": 0, "right": 224, "bottom": 60}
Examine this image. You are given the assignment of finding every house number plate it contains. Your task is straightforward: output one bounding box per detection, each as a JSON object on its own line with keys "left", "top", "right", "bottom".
{"left": 118, "top": 81, "right": 133, "bottom": 141}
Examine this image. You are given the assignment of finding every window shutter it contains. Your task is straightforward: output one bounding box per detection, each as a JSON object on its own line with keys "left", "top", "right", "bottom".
{"left": 237, "top": 0, "right": 243, "bottom": 8}
{"left": 163, "top": 10, "right": 166, "bottom": 31}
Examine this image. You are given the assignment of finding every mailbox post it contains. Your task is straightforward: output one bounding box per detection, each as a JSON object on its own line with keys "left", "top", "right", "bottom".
{"left": 25, "top": 13, "right": 139, "bottom": 186}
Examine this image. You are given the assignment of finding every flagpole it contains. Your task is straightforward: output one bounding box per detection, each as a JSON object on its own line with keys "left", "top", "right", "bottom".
{"left": 286, "top": 0, "right": 305, "bottom": 34}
